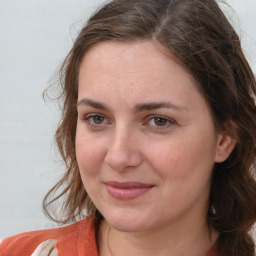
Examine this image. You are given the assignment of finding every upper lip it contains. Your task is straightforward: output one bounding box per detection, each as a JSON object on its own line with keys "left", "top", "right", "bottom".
{"left": 104, "top": 181, "right": 155, "bottom": 189}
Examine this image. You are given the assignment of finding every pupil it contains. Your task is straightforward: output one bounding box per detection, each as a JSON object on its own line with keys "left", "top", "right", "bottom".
{"left": 154, "top": 117, "right": 166, "bottom": 126}
{"left": 93, "top": 116, "right": 104, "bottom": 124}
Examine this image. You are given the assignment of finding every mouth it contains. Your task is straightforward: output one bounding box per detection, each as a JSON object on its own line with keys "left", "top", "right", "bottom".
{"left": 104, "top": 181, "right": 155, "bottom": 200}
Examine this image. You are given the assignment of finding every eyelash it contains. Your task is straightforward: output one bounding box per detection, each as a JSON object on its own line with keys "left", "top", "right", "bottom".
{"left": 81, "top": 113, "right": 176, "bottom": 130}
{"left": 144, "top": 115, "right": 176, "bottom": 129}
{"left": 82, "top": 114, "right": 111, "bottom": 129}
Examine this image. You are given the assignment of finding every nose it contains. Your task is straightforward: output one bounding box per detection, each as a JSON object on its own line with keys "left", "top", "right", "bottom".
{"left": 104, "top": 129, "right": 143, "bottom": 171}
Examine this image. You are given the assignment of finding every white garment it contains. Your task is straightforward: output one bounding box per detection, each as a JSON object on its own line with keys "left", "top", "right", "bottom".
{"left": 31, "top": 240, "right": 58, "bottom": 256}
{"left": 0, "top": 239, "right": 58, "bottom": 256}
{"left": 0, "top": 238, "right": 57, "bottom": 256}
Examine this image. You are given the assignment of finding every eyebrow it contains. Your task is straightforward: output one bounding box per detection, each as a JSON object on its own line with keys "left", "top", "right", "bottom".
{"left": 77, "top": 98, "right": 109, "bottom": 110}
{"left": 134, "top": 102, "right": 187, "bottom": 112}
{"left": 77, "top": 98, "right": 187, "bottom": 112}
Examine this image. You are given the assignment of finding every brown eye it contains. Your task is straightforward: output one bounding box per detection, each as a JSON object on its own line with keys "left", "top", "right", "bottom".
{"left": 92, "top": 115, "right": 105, "bottom": 124}
{"left": 83, "top": 114, "right": 109, "bottom": 128}
{"left": 146, "top": 115, "right": 175, "bottom": 130}
{"left": 153, "top": 117, "right": 168, "bottom": 126}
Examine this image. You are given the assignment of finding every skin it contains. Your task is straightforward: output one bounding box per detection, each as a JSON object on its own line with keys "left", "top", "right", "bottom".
{"left": 76, "top": 41, "right": 236, "bottom": 256}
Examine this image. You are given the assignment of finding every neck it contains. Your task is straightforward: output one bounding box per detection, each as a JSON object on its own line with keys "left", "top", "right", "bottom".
{"left": 98, "top": 217, "right": 218, "bottom": 256}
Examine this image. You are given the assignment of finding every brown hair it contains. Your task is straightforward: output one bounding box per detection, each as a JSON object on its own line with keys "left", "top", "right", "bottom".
{"left": 43, "top": 0, "right": 256, "bottom": 255}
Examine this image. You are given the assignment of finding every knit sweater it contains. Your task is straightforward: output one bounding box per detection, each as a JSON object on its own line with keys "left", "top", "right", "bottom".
{"left": 0, "top": 217, "right": 218, "bottom": 256}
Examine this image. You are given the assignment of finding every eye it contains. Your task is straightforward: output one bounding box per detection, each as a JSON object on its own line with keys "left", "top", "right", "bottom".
{"left": 146, "top": 115, "right": 175, "bottom": 129}
{"left": 82, "top": 113, "right": 110, "bottom": 129}
{"left": 151, "top": 117, "right": 169, "bottom": 126}
{"left": 90, "top": 115, "right": 105, "bottom": 125}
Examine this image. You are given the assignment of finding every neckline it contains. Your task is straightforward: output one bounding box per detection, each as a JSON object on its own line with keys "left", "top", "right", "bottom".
{"left": 78, "top": 217, "right": 218, "bottom": 256}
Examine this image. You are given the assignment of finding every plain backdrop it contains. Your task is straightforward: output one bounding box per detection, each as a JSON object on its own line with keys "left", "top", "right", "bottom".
{"left": 0, "top": 0, "right": 255, "bottom": 239}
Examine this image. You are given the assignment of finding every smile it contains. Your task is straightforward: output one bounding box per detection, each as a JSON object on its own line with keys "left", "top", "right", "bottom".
{"left": 105, "top": 181, "right": 155, "bottom": 200}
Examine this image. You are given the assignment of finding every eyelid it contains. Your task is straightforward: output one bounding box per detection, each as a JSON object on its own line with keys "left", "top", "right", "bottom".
{"left": 80, "top": 112, "right": 176, "bottom": 131}
{"left": 82, "top": 113, "right": 105, "bottom": 119}
{"left": 82, "top": 113, "right": 111, "bottom": 128}
{"left": 144, "top": 115, "right": 176, "bottom": 129}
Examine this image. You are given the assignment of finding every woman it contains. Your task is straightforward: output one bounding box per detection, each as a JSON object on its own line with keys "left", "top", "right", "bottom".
{"left": 1, "top": 0, "right": 256, "bottom": 255}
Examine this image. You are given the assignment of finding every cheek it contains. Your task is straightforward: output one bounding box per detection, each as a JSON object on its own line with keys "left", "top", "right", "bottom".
{"left": 75, "top": 133, "right": 107, "bottom": 175}
{"left": 75, "top": 136, "right": 107, "bottom": 201}
{"left": 147, "top": 131, "right": 217, "bottom": 182}
{"left": 148, "top": 143, "right": 186, "bottom": 181}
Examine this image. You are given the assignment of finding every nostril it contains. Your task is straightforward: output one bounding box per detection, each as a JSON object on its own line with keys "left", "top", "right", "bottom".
{"left": 104, "top": 146, "right": 143, "bottom": 171}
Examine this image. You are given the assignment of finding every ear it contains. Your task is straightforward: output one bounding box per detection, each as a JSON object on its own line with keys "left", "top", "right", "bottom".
{"left": 215, "top": 121, "right": 238, "bottom": 163}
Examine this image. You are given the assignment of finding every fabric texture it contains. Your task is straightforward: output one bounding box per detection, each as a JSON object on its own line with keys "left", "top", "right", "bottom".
{"left": 0, "top": 217, "right": 218, "bottom": 256}
{"left": 0, "top": 217, "right": 98, "bottom": 256}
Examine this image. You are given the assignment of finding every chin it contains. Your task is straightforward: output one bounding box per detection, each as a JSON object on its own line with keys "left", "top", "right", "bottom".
{"left": 102, "top": 208, "right": 150, "bottom": 233}
{"left": 109, "top": 220, "right": 147, "bottom": 233}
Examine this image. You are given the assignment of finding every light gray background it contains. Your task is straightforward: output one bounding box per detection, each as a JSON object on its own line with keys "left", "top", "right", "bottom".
{"left": 0, "top": 0, "right": 255, "bottom": 239}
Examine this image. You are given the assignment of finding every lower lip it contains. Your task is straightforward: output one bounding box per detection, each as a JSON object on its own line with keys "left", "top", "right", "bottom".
{"left": 106, "top": 185, "right": 154, "bottom": 200}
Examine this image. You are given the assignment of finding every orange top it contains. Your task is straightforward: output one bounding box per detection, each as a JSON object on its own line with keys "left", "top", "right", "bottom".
{"left": 0, "top": 217, "right": 218, "bottom": 256}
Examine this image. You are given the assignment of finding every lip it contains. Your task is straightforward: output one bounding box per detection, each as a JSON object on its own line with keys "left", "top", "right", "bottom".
{"left": 105, "top": 181, "right": 155, "bottom": 200}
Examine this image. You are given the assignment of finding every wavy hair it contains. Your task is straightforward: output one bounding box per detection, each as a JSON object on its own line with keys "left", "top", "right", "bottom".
{"left": 43, "top": 0, "right": 256, "bottom": 255}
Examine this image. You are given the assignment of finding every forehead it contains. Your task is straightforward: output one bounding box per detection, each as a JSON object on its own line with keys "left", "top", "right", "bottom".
{"left": 78, "top": 40, "right": 205, "bottom": 111}
{"left": 80, "top": 40, "right": 182, "bottom": 71}
{"left": 77, "top": 40, "right": 215, "bottom": 129}
{"left": 78, "top": 40, "right": 196, "bottom": 90}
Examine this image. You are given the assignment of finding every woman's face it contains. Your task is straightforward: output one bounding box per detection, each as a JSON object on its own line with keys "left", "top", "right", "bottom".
{"left": 76, "top": 41, "right": 227, "bottom": 233}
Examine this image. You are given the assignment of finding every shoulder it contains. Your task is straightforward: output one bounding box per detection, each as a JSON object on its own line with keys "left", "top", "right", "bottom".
{"left": 0, "top": 217, "right": 98, "bottom": 256}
